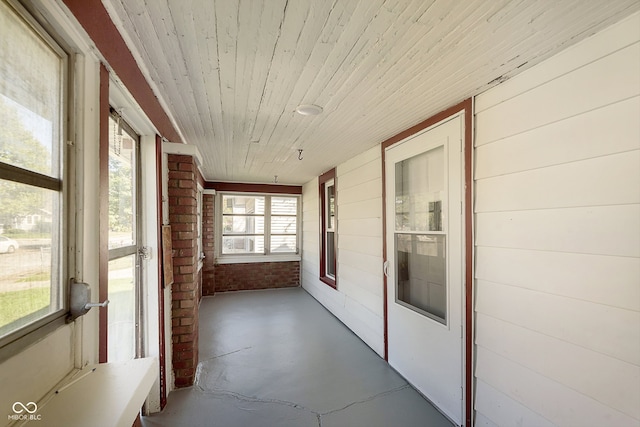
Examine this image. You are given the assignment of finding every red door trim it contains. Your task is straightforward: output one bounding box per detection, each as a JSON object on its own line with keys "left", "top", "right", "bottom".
{"left": 380, "top": 98, "right": 473, "bottom": 426}
{"left": 155, "top": 135, "right": 167, "bottom": 409}
{"left": 98, "top": 63, "right": 109, "bottom": 363}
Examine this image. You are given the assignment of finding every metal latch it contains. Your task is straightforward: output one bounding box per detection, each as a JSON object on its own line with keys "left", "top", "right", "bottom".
{"left": 66, "top": 279, "right": 109, "bottom": 323}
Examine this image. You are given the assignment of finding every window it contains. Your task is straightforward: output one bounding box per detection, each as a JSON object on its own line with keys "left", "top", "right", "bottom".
{"left": 219, "top": 193, "right": 299, "bottom": 258}
{"left": 319, "top": 169, "right": 336, "bottom": 288}
{"left": 196, "top": 184, "right": 203, "bottom": 266}
{"left": 0, "top": 0, "right": 68, "bottom": 345}
{"left": 107, "top": 111, "right": 140, "bottom": 362}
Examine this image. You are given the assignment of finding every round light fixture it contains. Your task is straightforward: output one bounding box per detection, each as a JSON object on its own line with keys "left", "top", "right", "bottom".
{"left": 295, "top": 104, "right": 323, "bottom": 116}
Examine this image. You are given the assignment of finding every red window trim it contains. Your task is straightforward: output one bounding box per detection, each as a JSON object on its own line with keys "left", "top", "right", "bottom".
{"left": 319, "top": 169, "right": 336, "bottom": 289}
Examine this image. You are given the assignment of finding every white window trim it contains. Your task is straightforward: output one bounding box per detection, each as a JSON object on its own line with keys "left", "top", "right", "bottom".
{"left": 324, "top": 179, "right": 336, "bottom": 281}
{"left": 215, "top": 192, "right": 301, "bottom": 264}
{"left": 196, "top": 183, "right": 204, "bottom": 271}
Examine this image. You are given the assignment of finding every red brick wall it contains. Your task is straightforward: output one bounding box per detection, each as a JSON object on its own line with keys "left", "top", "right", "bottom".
{"left": 214, "top": 261, "right": 300, "bottom": 292}
{"left": 202, "top": 194, "right": 215, "bottom": 295}
{"left": 168, "top": 154, "right": 199, "bottom": 388}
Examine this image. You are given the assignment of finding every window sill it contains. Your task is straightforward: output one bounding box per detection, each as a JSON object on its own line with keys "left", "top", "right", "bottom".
{"left": 320, "top": 276, "right": 337, "bottom": 289}
{"left": 216, "top": 254, "right": 301, "bottom": 265}
{"left": 31, "top": 357, "right": 157, "bottom": 427}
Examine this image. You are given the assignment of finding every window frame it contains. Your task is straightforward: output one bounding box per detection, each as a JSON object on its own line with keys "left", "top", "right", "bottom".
{"left": 216, "top": 191, "right": 301, "bottom": 264}
{"left": 0, "top": 0, "right": 71, "bottom": 352}
{"left": 196, "top": 183, "right": 204, "bottom": 270}
{"left": 319, "top": 169, "right": 337, "bottom": 288}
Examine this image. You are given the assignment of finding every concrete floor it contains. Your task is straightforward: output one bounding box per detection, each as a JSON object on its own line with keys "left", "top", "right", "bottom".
{"left": 142, "top": 287, "right": 454, "bottom": 427}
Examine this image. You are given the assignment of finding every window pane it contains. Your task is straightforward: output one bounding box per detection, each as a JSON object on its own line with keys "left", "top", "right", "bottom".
{"left": 395, "top": 146, "right": 444, "bottom": 232}
{"left": 0, "top": 2, "right": 61, "bottom": 178}
{"left": 222, "top": 195, "right": 264, "bottom": 215}
{"left": 270, "top": 235, "right": 296, "bottom": 253}
{"left": 222, "top": 236, "right": 264, "bottom": 254}
{"left": 396, "top": 234, "right": 446, "bottom": 323}
{"left": 271, "top": 197, "right": 297, "bottom": 215}
{"left": 108, "top": 255, "right": 136, "bottom": 362}
{"left": 108, "top": 116, "right": 136, "bottom": 249}
{"left": 0, "top": 183, "right": 61, "bottom": 336}
{"left": 326, "top": 231, "right": 335, "bottom": 277}
{"left": 271, "top": 216, "right": 296, "bottom": 234}
{"left": 223, "top": 215, "right": 264, "bottom": 234}
{"left": 327, "top": 184, "right": 335, "bottom": 229}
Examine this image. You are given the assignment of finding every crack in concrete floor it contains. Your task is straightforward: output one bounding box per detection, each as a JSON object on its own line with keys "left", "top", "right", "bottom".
{"left": 143, "top": 289, "right": 454, "bottom": 427}
{"left": 192, "top": 382, "right": 412, "bottom": 427}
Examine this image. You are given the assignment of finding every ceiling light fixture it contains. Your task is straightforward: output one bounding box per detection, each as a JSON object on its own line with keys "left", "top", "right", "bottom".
{"left": 295, "top": 104, "right": 323, "bottom": 116}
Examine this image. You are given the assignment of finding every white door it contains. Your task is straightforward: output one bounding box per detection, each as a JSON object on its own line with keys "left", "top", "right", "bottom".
{"left": 385, "top": 114, "right": 464, "bottom": 425}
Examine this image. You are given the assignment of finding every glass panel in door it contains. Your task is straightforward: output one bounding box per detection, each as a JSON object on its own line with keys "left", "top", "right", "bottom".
{"left": 394, "top": 145, "right": 447, "bottom": 324}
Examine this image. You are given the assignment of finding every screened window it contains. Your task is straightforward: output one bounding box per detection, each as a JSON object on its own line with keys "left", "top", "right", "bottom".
{"left": 319, "top": 169, "right": 336, "bottom": 288}
{"left": 0, "top": 0, "right": 68, "bottom": 344}
{"left": 220, "top": 194, "right": 299, "bottom": 256}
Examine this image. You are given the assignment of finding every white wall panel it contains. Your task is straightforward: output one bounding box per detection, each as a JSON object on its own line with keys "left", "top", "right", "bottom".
{"left": 338, "top": 218, "right": 382, "bottom": 238}
{"left": 474, "top": 12, "right": 640, "bottom": 427}
{"left": 0, "top": 325, "right": 75, "bottom": 418}
{"left": 477, "top": 313, "right": 640, "bottom": 419}
{"left": 475, "top": 151, "right": 640, "bottom": 212}
{"left": 476, "top": 247, "right": 640, "bottom": 311}
{"left": 475, "top": 97, "right": 640, "bottom": 179}
{"left": 476, "top": 205, "right": 640, "bottom": 257}
{"left": 475, "top": 13, "right": 640, "bottom": 113}
{"left": 301, "top": 147, "right": 384, "bottom": 356}
{"left": 476, "top": 43, "right": 640, "bottom": 146}
{"left": 475, "top": 380, "right": 556, "bottom": 427}
{"left": 338, "top": 198, "right": 383, "bottom": 221}
{"left": 476, "top": 348, "right": 638, "bottom": 426}
{"left": 476, "top": 280, "right": 640, "bottom": 366}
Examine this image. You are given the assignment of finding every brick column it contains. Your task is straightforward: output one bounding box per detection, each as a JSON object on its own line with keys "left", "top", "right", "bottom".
{"left": 167, "top": 154, "right": 199, "bottom": 388}
{"left": 202, "top": 193, "right": 215, "bottom": 295}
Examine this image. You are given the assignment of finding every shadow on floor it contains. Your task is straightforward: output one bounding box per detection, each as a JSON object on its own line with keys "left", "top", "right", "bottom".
{"left": 142, "top": 287, "right": 454, "bottom": 427}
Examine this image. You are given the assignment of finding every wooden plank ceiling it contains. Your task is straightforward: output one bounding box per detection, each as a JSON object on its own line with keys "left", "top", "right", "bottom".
{"left": 102, "top": 0, "right": 639, "bottom": 185}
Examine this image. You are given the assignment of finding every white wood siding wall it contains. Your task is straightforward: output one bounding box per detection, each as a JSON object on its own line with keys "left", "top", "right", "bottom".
{"left": 302, "top": 146, "right": 384, "bottom": 356}
{"left": 473, "top": 12, "right": 640, "bottom": 427}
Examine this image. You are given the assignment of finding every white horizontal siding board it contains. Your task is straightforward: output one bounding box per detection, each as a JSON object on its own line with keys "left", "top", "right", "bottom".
{"left": 475, "top": 12, "right": 640, "bottom": 113}
{"left": 476, "top": 43, "right": 640, "bottom": 145}
{"left": 343, "top": 295, "right": 384, "bottom": 354}
{"left": 475, "top": 380, "right": 555, "bottom": 427}
{"left": 303, "top": 276, "right": 346, "bottom": 314}
{"left": 338, "top": 249, "right": 383, "bottom": 276}
{"left": 473, "top": 413, "right": 500, "bottom": 427}
{"left": 336, "top": 145, "right": 380, "bottom": 175}
{"left": 475, "top": 246, "right": 640, "bottom": 311}
{"left": 339, "top": 218, "right": 382, "bottom": 238}
{"left": 475, "top": 96, "right": 640, "bottom": 178}
{"left": 337, "top": 198, "right": 382, "bottom": 221}
{"left": 337, "top": 162, "right": 382, "bottom": 192}
{"left": 476, "top": 348, "right": 638, "bottom": 427}
{"left": 477, "top": 313, "right": 640, "bottom": 419}
{"left": 301, "top": 149, "right": 385, "bottom": 355}
{"left": 338, "top": 234, "right": 382, "bottom": 258}
{"left": 475, "top": 205, "right": 640, "bottom": 257}
{"left": 337, "top": 178, "right": 382, "bottom": 204}
{"left": 475, "top": 151, "right": 640, "bottom": 212}
{"left": 339, "top": 278, "right": 383, "bottom": 318}
{"left": 476, "top": 280, "right": 640, "bottom": 365}
{"left": 339, "top": 263, "right": 382, "bottom": 298}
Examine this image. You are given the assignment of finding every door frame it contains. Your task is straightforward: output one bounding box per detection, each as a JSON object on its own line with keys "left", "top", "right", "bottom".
{"left": 381, "top": 99, "right": 473, "bottom": 426}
